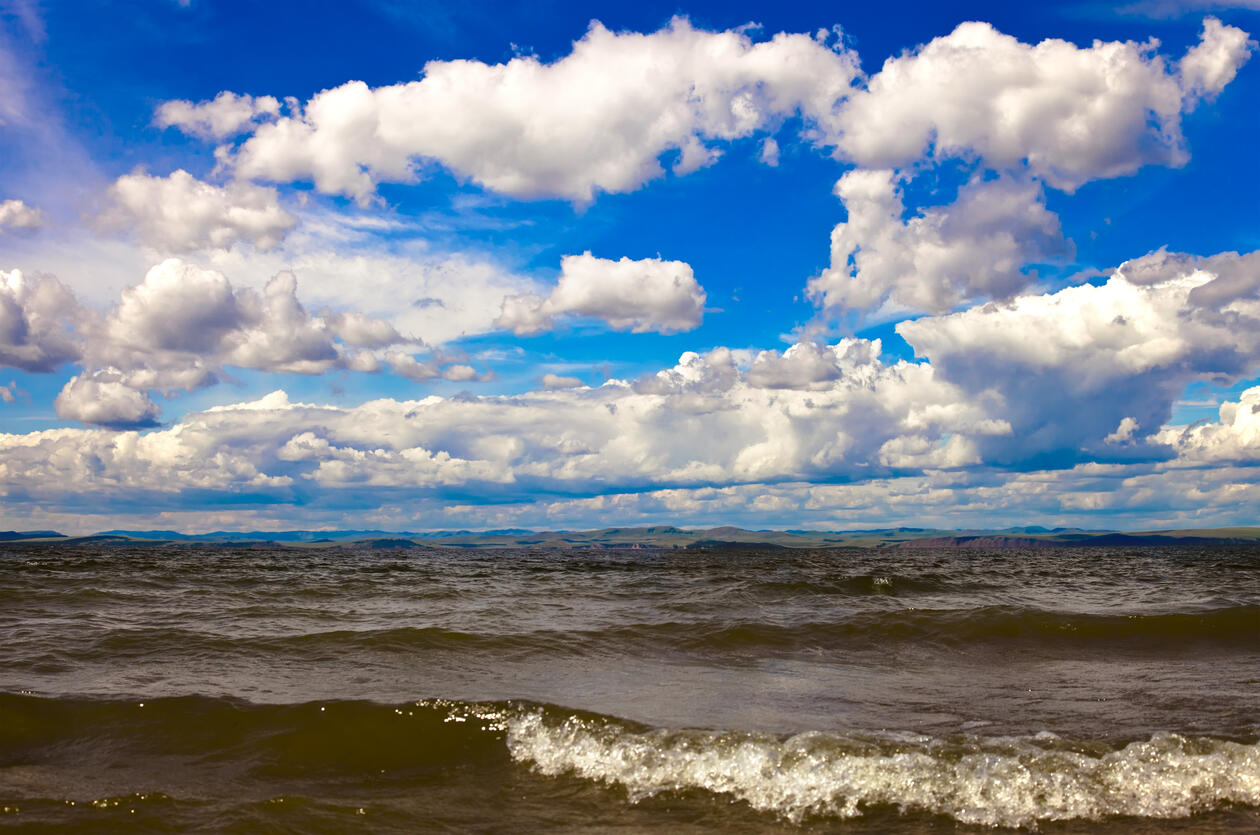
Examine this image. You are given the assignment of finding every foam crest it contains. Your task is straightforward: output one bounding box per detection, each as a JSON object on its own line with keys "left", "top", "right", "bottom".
{"left": 499, "top": 710, "right": 1260, "bottom": 827}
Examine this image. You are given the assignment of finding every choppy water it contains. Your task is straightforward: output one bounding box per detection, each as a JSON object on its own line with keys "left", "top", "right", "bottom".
{"left": 1, "top": 543, "right": 1257, "bottom": 831}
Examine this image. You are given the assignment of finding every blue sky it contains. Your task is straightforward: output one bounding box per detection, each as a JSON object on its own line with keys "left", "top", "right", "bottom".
{"left": 0, "top": 0, "right": 1258, "bottom": 533}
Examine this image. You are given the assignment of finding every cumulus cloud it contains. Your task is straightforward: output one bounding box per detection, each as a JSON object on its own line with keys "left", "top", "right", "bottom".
{"left": 102, "top": 169, "right": 296, "bottom": 252}
{"left": 208, "top": 18, "right": 859, "bottom": 202}
{"left": 441, "top": 457, "right": 1260, "bottom": 531}
{"left": 897, "top": 248, "right": 1260, "bottom": 467}
{"left": 0, "top": 268, "right": 82, "bottom": 372}
{"left": 53, "top": 372, "right": 161, "bottom": 429}
{"left": 808, "top": 171, "right": 1069, "bottom": 315}
{"left": 87, "top": 259, "right": 412, "bottom": 384}
{"left": 746, "top": 339, "right": 881, "bottom": 390}
{"left": 496, "top": 253, "right": 706, "bottom": 335}
{"left": 1159, "top": 386, "right": 1260, "bottom": 464}
{"left": 164, "top": 18, "right": 1250, "bottom": 204}
{"left": 541, "top": 373, "right": 583, "bottom": 390}
{"left": 9, "top": 258, "right": 443, "bottom": 426}
{"left": 11, "top": 332, "right": 1260, "bottom": 525}
{"left": 1179, "top": 17, "right": 1257, "bottom": 104}
{"left": 199, "top": 245, "right": 537, "bottom": 345}
{"left": 1, "top": 340, "right": 992, "bottom": 508}
{"left": 832, "top": 19, "right": 1252, "bottom": 189}
{"left": 0, "top": 198, "right": 42, "bottom": 231}
{"left": 7, "top": 246, "right": 1260, "bottom": 522}
{"left": 155, "top": 91, "right": 282, "bottom": 139}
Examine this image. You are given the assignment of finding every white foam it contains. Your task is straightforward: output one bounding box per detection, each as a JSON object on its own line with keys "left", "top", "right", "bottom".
{"left": 500, "top": 711, "right": 1260, "bottom": 827}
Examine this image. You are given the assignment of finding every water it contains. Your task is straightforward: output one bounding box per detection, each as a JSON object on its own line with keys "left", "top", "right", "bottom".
{"left": 1, "top": 543, "right": 1257, "bottom": 831}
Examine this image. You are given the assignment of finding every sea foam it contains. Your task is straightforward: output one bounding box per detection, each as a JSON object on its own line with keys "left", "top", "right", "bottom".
{"left": 485, "top": 705, "right": 1260, "bottom": 827}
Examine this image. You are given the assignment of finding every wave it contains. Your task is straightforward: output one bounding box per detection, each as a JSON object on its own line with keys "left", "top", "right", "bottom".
{"left": 3, "top": 692, "right": 1257, "bottom": 829}
{"left": 9, "top": 606, "right": 1256, "bottom": 669}
{"left": 499, "top": 705, "right": 1260, "bottom": 828}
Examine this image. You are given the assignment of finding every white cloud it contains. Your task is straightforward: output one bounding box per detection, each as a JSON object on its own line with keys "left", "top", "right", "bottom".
{"left": 10, "top": 456, "right": 1260, "bottom": 534}
{"left": 496, "top": 253, "right": 706, "bottom": 335}
{"left": 1179, "top": 17, "right": 1257, "bottom": 105}
{"left": 746, "top": 338, "right": 880, "bottom": 391}
{"left": 5, "top": 258, "right": 433, "bottom": 426}
{"left": 1158, "top": 385, "right": 1260, "bottom": 464}
{"left": 169, "top": 19, "right": 1252, "bottom": 204}
{"left": 1105, "top": 416, "right": 1141, "bottom": 444}
{"left": 0, "top": 340, "right": 988, "bottom": 506}
{"left": 91, "top": 258, "right": 416, "bottom": 382}
{"left": 213, "top": 18, "right": 859, "bottom": 202}
{"left": 542, "top": 373, "right": 583, "bottom": 390}
{"left": 8, "top": 271, "right": 1260, "bottom": 525}
{"left": 831, "top": 19, "right": 1253, "bottom": 189}
{"left": 897, "top": 248, "right": 1260, "bottom": 465}
{"left": 199, "top": 242, "right": 538, "bottom": 344}
{"left": 1, "top": 198, "right": 538, "bottom": 343}
{"left": 0, "top": 268, "right": 81, "bottom": 372}
{"left": 53, "top": 372, "right": 161, "bottom": 429}
{"left": 759, "top": 137, "right": 780, "bottom": 166}
{"left": 0, "top": 198, "right": 42, "bottom": 231}
{"left": 102, "top": 169, "right": 296, "bottom": 252}
{"left": 808, "top": 171, "right": 1069, "bottom": 315}
{"left": 12, "top": 384, "right": 1260, "bottom": 530}
{"left": 154, "top": 91, "right": 282, "bottom": 140}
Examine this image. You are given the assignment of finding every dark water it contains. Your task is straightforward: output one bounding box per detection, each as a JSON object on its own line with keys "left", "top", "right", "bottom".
{"left": 1, "top": 544, "right": 1257, "bottom": 832}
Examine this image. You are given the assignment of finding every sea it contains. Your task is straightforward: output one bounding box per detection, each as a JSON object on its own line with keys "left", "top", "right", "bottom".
{"left": 1, "top": 542, "right": 1257, "bottom": 832}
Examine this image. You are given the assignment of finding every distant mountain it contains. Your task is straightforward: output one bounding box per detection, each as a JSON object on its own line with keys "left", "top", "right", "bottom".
{"left": 99, "top": 529, "right": 424, "bottom": 543}
{"left": 47, "top": 525, "right": 1260, "bottom": 549}
{"left": 0, "top": 530, "right": 65, "bottom": 541}
{"left": 97, "top": 528, "right": 542, "bottom": 543}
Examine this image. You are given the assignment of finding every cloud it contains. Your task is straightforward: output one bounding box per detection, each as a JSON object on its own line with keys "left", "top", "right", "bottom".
{"left": 759, "top": 137, "right": 780, "bottom": 166}
{"left": 90, "top": 258, "right": 411, "bottom": 381}
{"left": 12, "top": 377, "right": 1260, "bottom": 530}
{"left": 897, "top": 248, "right": 1260, "bottom": 467}
{"left": 102, "top": 169, "right": 296, "bottom": 252}
{"left": 541, "top": 373, "right": 583, "bottom": 390}
{"left": 746, "top": 339, "right": 880, "bottom": 391}
{"left": 807, "top": 171, "right": 1070, "bottom": 315}
{"left": 1179, "top": 17, "right": 1257, "bottom": 105}
{"left": 831, "top": 19, "right": 1253, "bottom": 190}
{"left": 0, "top": 198, "right": 41, "bottom": 231}
{"left": 1118, "top": 1, "right": 1260, "bottom": 20}
{"left": 198, "top": 18, "right": 859, "bottom": 202}
{"left": 6, "top": 243, "right": 1260, "bottom": 523}
{"left": 1158, "top": 385, "right": 1260, "bottom": 464}
{"left": 8, "top": 258, "right": 431, "bottom": 426}
{"left": 0, "top": 340, "right": 983, "bottom": 507}
{"left": 0, "top": 268, "right": 82, "bottom": 372}
{"left": 198, "top": 243, "right": 538, "bottom": 344}
{"left": 496, "top": 253, "right": 706, "bottom": 335}
{"left": 154, "top": 91, "right": 282, "bottom": 139}
{"left": 53, "top": 372, "right": 161, "bottom": 429}
{"left": 166, "top": 19, "right": 1252, "bottom": 204}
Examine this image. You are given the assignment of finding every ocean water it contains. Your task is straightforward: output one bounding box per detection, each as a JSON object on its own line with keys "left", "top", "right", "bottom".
{"left": 1, "top": 543, "right": 1257, "bottom": 832}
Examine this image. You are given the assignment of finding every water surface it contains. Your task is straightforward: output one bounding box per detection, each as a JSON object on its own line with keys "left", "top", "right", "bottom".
{"left": 2, "top": 543, "right": 1257, "bottom": 831}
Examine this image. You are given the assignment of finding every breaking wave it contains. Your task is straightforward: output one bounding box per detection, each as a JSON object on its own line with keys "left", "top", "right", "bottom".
{"left": 4, "top": 692, "right": 1258, "bottom": 829}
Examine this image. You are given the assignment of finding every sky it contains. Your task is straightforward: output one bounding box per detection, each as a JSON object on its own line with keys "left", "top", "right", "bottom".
{"left": 0, "top": 0, "right": 1258, "bottom": 534}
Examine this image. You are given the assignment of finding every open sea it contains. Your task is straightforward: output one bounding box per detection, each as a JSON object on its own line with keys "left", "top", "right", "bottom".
{"left": 1, "top": 542, "right": 1257, "bottom": 832}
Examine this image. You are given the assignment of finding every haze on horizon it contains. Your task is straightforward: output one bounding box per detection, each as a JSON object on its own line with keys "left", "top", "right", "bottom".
{"left": 0, "top": 0, "right": 1258, "bottom": 535}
